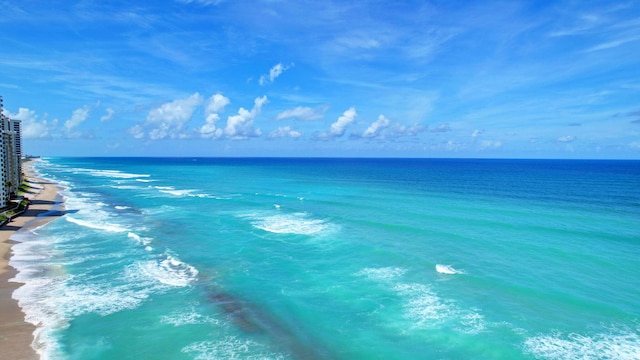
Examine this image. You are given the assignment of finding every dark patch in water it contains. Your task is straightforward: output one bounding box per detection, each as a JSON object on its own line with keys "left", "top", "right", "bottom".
{"left": 209, "top": 292, "right": 261, "bottom": 333}
{"left": 207, "top": 288, "right": 335, "bottom": 360}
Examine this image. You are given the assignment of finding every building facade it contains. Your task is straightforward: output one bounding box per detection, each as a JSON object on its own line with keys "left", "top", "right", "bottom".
{"left": 0, "top": 96, "right": 22, "bottom": 208}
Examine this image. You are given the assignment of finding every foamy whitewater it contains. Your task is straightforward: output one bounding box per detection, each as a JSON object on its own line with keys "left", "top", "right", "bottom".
{"left": 10, "top": 158, "right": 640, "bottom": 359}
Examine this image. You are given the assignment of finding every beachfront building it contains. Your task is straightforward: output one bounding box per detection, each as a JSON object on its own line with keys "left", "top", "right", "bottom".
{"left": 0, "top": 96, "right": 22, "bottom": 207}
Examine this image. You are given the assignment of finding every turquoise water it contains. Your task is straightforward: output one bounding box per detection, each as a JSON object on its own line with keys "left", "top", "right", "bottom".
{"left": 10, "top": 158, "right": 640, "bottom": 359}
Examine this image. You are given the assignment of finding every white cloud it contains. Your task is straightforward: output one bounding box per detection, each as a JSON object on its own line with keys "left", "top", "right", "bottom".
{"left": 362, "top": 114, "right": 391, "bottom": 138}
{"left": 557, "top": 135, "right": 576, "bottom": 143}
{"left": 200, "top": 113, "right": 223, "bottom": 139}
{"left": 128, "top": 124, "right": 144, "bottom": 139}
{"left": 322, "top": 107, "right": 357, "bottom": 138}
{"left": 64, "top": 106, "right": 91, "bottom": 137}
{"left": 199, "top": 93, "right": 230, "bottom": 139}
{"left": 4, "top": 107, "right": 54, "bottom": 139}
{"left": 259, "top": 63, "right": 293, "bottom": 86}
{"left": 206, "top": 93, "right": 230, "bottom": 114}
{"left": 586, "top": 35, "right": 640, "bottom": 53}
{"left": 100, "top": 107, "right": 115, "bottom": 122}
{"left": 143, "top": 93, "right": 203, "bottom": 140}
{"left": 276, "top": 106, "right": 324, "bottom": 121}
{"left": 223, "top": 96, "right": 268, "bottom": 139}
{"left": 65, "top": 107, "right": 89, "bottom": 131}
{"left": 472, "top": 129, "right": 481, "bottom": 137}
{"left": 269, "top": 126, "right": 302, "bottom": 139}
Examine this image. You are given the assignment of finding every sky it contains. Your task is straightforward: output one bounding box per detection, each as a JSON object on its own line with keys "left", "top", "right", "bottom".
{"left": 1, "top": 0, "right": 639, "bottom": 158}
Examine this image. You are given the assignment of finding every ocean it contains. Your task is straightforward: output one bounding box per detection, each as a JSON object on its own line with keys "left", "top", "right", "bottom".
{"left": 10, "top": 157, "right": 640, "bottom": 359}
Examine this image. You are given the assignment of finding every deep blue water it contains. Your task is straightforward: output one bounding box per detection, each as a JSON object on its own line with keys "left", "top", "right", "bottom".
{"left": 10, "top": 157, "right": 640, "bottom": 359}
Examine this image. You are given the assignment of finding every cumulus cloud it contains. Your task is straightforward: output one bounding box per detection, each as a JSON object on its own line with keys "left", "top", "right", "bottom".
{"left": 140, "top": 93, "right": 203, "bottom": 140}
{"left": 64, "top": 106, "right": 91, "bottom": 137}
{"left": 276, "top": 106, "right": 324, "bottom": 121}
{"left": 65, "top": 107, "right": 89, "bottom": 131}
{"left": 100, "top": 108, "right": 115, "bottom": 122}
{"left": 323, "top": 107, "right": 357, "bottom": 138}
{"left": 200, "top": 113, "right": 222, "bottom": 139}
{"left": 557, "top": 135, "right": 576, "bottom": 143}
{"left": 4, "top": 107, "right": 55, "bottom": 139}
{"left": 206, "top": 93, "right": 230, "bottom": 114}
{"left": 259, "top": 63, "right": 293, "bottom": 85}
{"left": 268, "top": 126, "right": 302, "bottom": 139}
{"left": 362, "top": 114, "right": 391, "bottom": 138}
{"left": 223, "top": 96, "right": 268, "bottom": 139}
{"left": 200, "top": 93, "right": 230, "bottom": 139}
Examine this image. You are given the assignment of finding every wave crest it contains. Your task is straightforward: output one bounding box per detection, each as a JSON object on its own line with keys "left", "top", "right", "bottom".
{"left": 139, "top": 253, "right": 199, "bottom": 287}
{"left": 436, "top": 264, "right": 465, "bottom": 275}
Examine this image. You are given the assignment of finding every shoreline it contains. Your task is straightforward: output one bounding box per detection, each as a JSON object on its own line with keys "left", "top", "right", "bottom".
{"left": 0, "top": 160, "right": 63, "bottom": 360}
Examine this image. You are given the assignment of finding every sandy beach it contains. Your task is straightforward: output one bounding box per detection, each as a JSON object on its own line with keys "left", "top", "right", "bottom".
{"left": 0, "top": 160, "right": 62, "bottom": 360}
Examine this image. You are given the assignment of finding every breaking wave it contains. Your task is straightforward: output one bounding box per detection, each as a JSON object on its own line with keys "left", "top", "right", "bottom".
{"left": 243, "top": 211, "right": 334, "bottom": 235}
{"left": 435, "top": 264, "right": 465, "bottom": 275}
{"left": 138, "top": 252, "right": 199, "bottom": 287}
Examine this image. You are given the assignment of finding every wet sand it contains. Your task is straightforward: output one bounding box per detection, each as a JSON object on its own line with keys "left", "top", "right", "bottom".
{"left": 0, "top": 160, "right": 62, "bottom": 360}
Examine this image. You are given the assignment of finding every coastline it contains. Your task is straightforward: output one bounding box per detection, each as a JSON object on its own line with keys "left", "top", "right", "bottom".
{"left": 0, "top": 160, "right": 63, "bottom": 360}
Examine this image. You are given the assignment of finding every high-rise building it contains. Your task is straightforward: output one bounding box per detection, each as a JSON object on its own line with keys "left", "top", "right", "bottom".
{"left": 0, "top": 96, "right": 22, "bottom": 207}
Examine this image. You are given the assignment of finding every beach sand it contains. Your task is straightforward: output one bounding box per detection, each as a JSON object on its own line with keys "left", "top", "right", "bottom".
{"left": 0, "top": 160, "right": 62, "bottom": 360}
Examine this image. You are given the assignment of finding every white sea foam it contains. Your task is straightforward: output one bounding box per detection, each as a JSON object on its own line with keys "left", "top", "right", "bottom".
{"left": 153, "top": 185, "right": 213, "bottom": 198}
{"left": 357, "top": 266, "right": 486, "bottom": 333}
{"left": 127, "top": 232, "right": 153, "bottom": 246}
{"left": 191, "top": 193, "right": 216, "bottom": 198}
{"left": 115, "top": 205, "right": 131, "bottom": 210}
{"left": 355, "top": 267, "right": 407, "bottom": 282}
{"left": 66, "top": 216, "right": 128, "bottom": 233}
{"left": 394, "top": 283, "right": 455, "bottom": 327}
{"left": 524, "top": 329, "right": 640, "bottom": 359}
{"left": 139, "top": 253, "right": 199, "bottom": 287}
{"left": 181, "top": 337, "right": 285, "bottom": 360}
{"left": 11, "top": 236, "right": 160, "bottom": 360}
{"left": 160, "top": 306, "right": 220, "bottom": 327}
{"left": 71, "top": 167, "right": 151, "bottom": 179}
{"left": 160, "top": 188, "right": 196, "bottom": 196}
{"left": 136, "top": 178, "right": 155, "bottom": 183}
{"left": 110, "top": 185, "right": 143, "bottom": 190}
{"left": 436, "top": 264, "right": 465, "bottom": 275}
{"left": 91, "top": 169, "right": 150, "bottom": 179}
{"left": 457, "top": 311, "right": 486, "bottom": 334}
{"left": 248, "top": 212, "right": 332, "bottom": 235}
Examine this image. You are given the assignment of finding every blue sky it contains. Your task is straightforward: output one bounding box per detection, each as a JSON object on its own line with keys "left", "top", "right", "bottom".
{"left": 1, "top": 0, "right": 639, "bottom": 158}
